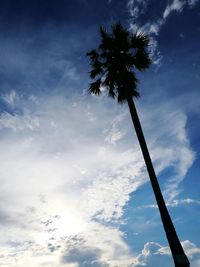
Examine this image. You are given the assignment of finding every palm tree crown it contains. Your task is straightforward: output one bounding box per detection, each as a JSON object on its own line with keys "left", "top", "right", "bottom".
{"left": 87, "top": 23, "right": 151, "bottom": 102}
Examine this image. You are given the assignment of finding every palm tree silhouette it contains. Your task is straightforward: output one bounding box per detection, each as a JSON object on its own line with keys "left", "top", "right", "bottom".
{"left": 87, "top": 23, "right": 190, "bottom": 267}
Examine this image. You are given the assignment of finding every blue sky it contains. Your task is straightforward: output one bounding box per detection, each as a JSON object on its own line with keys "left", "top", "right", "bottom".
{"left": 0, "top": 0, "right": 199, "bottom": 266}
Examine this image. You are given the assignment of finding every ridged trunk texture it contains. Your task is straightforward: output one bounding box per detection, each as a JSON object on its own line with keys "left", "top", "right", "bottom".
{"left": 127, "top": 96, "right": 190, "bottom": 267}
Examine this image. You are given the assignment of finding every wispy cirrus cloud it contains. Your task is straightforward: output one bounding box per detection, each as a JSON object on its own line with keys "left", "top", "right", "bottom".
{"left": 104, "top": 112, "right": 127, "bottom": 145}
{"left": 127, "top": 0, "right": 199, "bottom": 67}
{"left": 0, "top": 111, "right": 40, "bottom": 131}
{"left": 2, "top": 90, "right": 18, "bottom": 108}
{"left": 138, "top": 101, "right": 195, "bottom": 200}
{"left": 163, "top": 0, "right": 186, "bottom": 19}
{"left": 188, "top": 0, "right": 199, "bottom": 6}
{"left": 128, "top": 0, "right": 199, "bottom": 34}
{"left": 141, "top": 198, "right": 200, "bottom": 209}
{"left": 127, "top": 0, "right": 149, "bottom": 21}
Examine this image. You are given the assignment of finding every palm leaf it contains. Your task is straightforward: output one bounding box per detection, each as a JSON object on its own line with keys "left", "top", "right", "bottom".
{"left": 88, "top": 79, "right": 101, "bottom": 95}
{"left": 86, "top": 49, "right": 99, "bottom": 60}
{"left": 99, "top": 26, "right": 113, "bottom": 51}
{"left": 134, "top": 49, "right": 151, "bottom": 71}
{"left": 131, "top": 32, "right": 150, "bottom": 49}
{"left": 108, "top": 86, "right": 116, "bottom": 99}
{"left": 112, "top": 22, "right": 129, "bottom": 51}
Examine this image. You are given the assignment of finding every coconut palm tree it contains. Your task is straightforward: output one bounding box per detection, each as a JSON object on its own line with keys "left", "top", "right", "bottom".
{"left": 86, "top": 23, "right": 190, "bottom": 267}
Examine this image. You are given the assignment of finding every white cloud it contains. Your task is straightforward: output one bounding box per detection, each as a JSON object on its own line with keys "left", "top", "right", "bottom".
{"left": 127, "top": 0, "right": 199, "bottom": 67}
{"left": 104, "top": 113, "right": 127, "bottom": 144}
{"left": 171, "top": 198, "right": 200, "bottom": 206}
{"left": 182, "top": 240, "right": 200, "bottom": 257}
{"left": 133, "top": 241, "right": 172, "bottom": 266}
{"left": 0, "top": 91, "right": 195, "bottom": 266}
{"left": 142, "top": 198, "right": 200, "bottom": 209}
{"left": 0, "top": 111, "right": 40, "bottom": 131}
{"left": 188, "top": 0, "right": 199, "bottom": 6}
{"left": 2, "top": 90, "right": 18, "bottom": 107}
{"left": 133, "top": 240, "right": 200, "bottom": 267}
{"left": 128, "top": 0, "right": 199, "bottom": 35}
{"left": 138, "top": 102, "right": 195, "bottom": 200}
{"left": 163, "top": 0, "right": 186, "bottom": 19}
{"left": 0, "top": 92, "right": 144, "bottom": 266}
{"left": 127, "top": 0, "right": 149, "bottom": 21}
{"left": 62, "top": 223, "right": 134, "bottom": 266}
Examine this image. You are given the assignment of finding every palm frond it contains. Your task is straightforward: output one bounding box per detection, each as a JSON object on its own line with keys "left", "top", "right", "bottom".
{"left": 116, "top": 71, "right": 139, "bottom": 102}
{"left": 112, "top": 22, "right": 123, "bottom": 36}
{"left": 86, "top": 49, "right": 99, "bottom": 60}
{"left": 89, "top": 68, "right": 102, "bottom": 79}
{"left": 99, "top": 26, "right": 113, "bottom": 51}
{"left": 88, "top": 57, "right": 103, "bottom": 79}
{"left": 108, "top": 86, "right": 116, "bottom": 99}
{"left": 117, "top": 85, "right": 140, "bottom": 103}
{"left": 88, "top": 79, "right": 101, "bottom": 95}
{"left": 134, "top": 49, "right": 151, "bottom": 71}
{"left": 117, "top": 85, "right": 126, "bottom": 103}
{"left": 131, "top": 32, "right": 150, "bottom": 49}
{"left": 99, "top": 26, "right": 107, "bottom": 38}
{"left": 90, "top": 58, "right": 102, "bottom": 70}
{"left": 102, "top": 72, "right": 116, "bottom": 88}
{"left": 112, "top": 22, "right": 129, "bottom": 51}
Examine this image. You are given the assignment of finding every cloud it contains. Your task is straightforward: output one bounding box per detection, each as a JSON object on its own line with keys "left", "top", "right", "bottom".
{"left": 133, "top": 240, "right": 200, "bottom": 267}
{"left": 104, "top": 113, "right": 127, "bottom": 145}
{"left": 0, "top": 91, "right": 143, "bottom": 266}
{"left": 142, "top": 198, "right": 200, "bottom": 209}
{"left": 163, "top": 0, "right": 186, "bottom": 19}
{"left": 128, "top": 0, "right": 199, "bottom": 34}
{"left": 62, "top": 246, "right": 106, "bottom": 266}
{"left": 188, "top": 0, "right": 199, "bottom": 6}
{"left": 0, "top": 90, "right": 195, "bottom": 266}
{"left": 0, "top": 2, "right": 198, "bottom": 266}
{"left": 2, "top": 90, "right": 18, "bottom": 107}
{"left": 62, "top": 224, "right": 135, "bottom": 266}
{"left": 127, "top": 0, "right": 149, "bottom": 21}
{"left": 162, "top": 0, "right": 199, "bottom": 18}
{"left": 138, "top": 101, "right": 195, "bottom": 200}
{"left": 133, "top": 242, "right": 172, "bottom": 266}
{"left": 0, "top": 111, "right": 40, "bottom": 132}
{"left": 127, "top": 0, "right": 199, "bottom": 67}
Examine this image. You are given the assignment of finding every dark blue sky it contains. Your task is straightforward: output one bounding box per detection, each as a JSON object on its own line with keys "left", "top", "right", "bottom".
{"left": 0, "top": 0, "right": 199, "bottom": 97}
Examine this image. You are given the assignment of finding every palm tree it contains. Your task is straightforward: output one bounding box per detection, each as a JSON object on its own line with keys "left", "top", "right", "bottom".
{"left": 86, "top": 23, "right": 190, "bottom": 267}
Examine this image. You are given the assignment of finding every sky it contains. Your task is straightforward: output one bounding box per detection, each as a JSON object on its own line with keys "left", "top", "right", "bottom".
{"left": 0, "top": 0, "right": 200, "bottom": 266}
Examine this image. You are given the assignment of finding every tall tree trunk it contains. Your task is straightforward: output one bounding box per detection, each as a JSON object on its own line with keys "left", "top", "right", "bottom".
{"left": 127, "top": 96, "right": 190, "bottom": 267}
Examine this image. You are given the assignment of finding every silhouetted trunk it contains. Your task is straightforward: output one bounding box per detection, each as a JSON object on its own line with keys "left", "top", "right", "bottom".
{"left": 127, "top": 96, "right": 190, "bottom": 267}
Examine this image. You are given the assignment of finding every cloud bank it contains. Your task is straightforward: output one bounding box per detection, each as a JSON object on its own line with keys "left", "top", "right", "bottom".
{"left": 0, "top": 89, "right": 195, "bottom": 266}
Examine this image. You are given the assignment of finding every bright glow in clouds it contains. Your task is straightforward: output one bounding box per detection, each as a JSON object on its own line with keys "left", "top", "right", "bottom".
{"left": 0, "top": 90, "right": 196, "bottom": 266}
